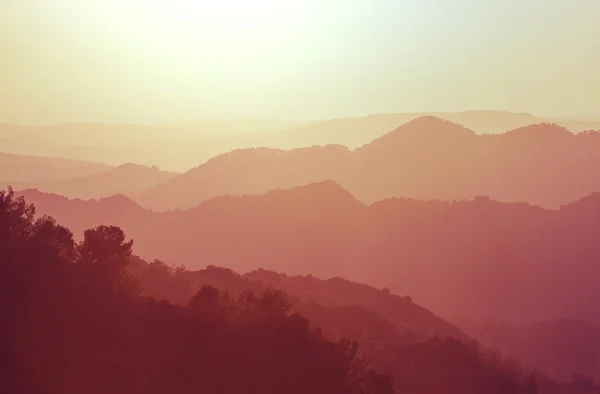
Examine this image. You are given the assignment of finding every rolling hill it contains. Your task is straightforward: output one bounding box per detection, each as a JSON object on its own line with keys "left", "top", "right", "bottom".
{"left": 0, "top": 151, "right": 111, "bottom": 184}
{"left": 455, "top": 318, "right": 600, "bottom": 383}
{"left": 16, "top": 181, "right": 600, "bottom": 328}
{"left": 3, "top": 111, "right": 599, "bottom": 172}
{"left": 139, "top": 116, "right": 600, "bottom": 211}
{"left": 13, "top": 163, "right": 178, "bottom": 200}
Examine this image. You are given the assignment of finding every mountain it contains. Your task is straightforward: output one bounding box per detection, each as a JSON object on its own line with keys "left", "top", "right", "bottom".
{"left": 14, "top": 163, "right": 178, "bottom": 200}
{"left": 455, "top": 318, "right": 600, "bottom": 383}
{"left": 244, "top": 269, "right": 469, "bottom": 342}
{"left": 124, "top": 259, "right": 600, "bottom": 390}
{"left": 0, "top": 152, "right": 111, "bottom": 184}
{"left": 16, "top": 182, "right": 600, "bottom": 328}
{"left": 3, "top": 112, "right": 599, "bottom": 172}
{"left": 139, "top": 116, "right": 600, "bottom": 211}
{"left": 0, "top": 120, "right": 301, "bottom": 171}
{"left": 128, "top": 261, "right": 468, "bottom": 344}
{"left": 5, "top": 186, "right": 565, "bottom": 394}
{"left": 0, "top": 188, "right": 394, "bottom": 394}
{"left": 236, "top": 111, "right": 600, "bottom": 150}
{"left": 16, "top": 189, "right": 150, "bottom": 238}
{"left": 139, "top": 145, "right": 352, "bottom": 210}
{"left": 126, "top": 261, "right": 561, "bottom": 393}
{"left": 272, "top": 111, "right": 511, "bottom": 149}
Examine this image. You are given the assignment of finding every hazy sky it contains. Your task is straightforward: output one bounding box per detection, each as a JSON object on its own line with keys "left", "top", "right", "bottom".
{"left": 1, "top": 0, "right": 599, "bottom": 124}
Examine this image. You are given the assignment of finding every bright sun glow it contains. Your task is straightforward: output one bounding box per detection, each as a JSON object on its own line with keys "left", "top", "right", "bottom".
{"left": 146, "top": 0, "right": 304, "bottom": 39}
{"left": 107, "top": 0, "right": 310, "bottom": 60}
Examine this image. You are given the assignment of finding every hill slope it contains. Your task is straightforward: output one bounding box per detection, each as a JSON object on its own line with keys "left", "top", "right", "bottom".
{"left": 0, "top": 152, "right": 111, "bottom": 184}
{"left": 456, "top": 318, "right": 600, "bottom": 383}
{"left": 17, "top": 182, "right": 600, "bottom": 328}
{"left": 15, "top": 163, "right": 177, "bottom": 200}
{"left": 8, "top": 187, "right": 600, "bottom": 391}
{"left": 139, "top": 117, "right": 600, "bottom": 210}
{"left": 5, "top": 111, "right": 599, "bottom": 172}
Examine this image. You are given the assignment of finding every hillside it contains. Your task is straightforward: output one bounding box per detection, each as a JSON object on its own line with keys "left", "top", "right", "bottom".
{"left": 15, "top": 163, "right": 178, "bottom": 200}
{"left": 128, "top": 261, "right": 468, "bottom": 344}
{"left": 261, "top": 111, "right": 543, "bottom": 149}
{"left": 456, "top": 318, "right": 600, "bottom": 383}
{"left": 0, "top": 188, "right": 393, "bottom": 394}
{"left": 16, "top": 182, "right": 600, "bottom": 329}
{"left": 15, "top": 189, "right": 150, "bottom": 240}
{"left": 0, "top": 120, "right": 300, "bottom": 170}
{"left": 139, "top": 117, "right": 600, "bottom": 211}
{"left": 244, "top": 269, "right": 469, "bottom": 342}
{"left": 0, "top": 152, "right": 111, "bottom": 184}
{"left": 4, "top": 112, "right": 599, "bottom": 173}
{"left": 7, "top": 187, "right": 576, "bottom": 394}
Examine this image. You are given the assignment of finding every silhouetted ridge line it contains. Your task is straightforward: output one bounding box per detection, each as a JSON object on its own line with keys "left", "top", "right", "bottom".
{"left": 559, "top": 191, "right": 600, "bottom": 211}
{"left": 135, "top": 117, "right": 600, "bottom": 211}
{"left": 18, "top": 188, "right": 144, "bottom": 208}
{"left": 505, "top": 123, "right": 573, "bottom": 138}
{"left": 456, "top": 317, "right": 600, "bottom": 382}
{"left": 263, "top": 180, "right": 362, "bottom": 204}
{"left": 95, "top": 193, "right": 146, "bottom": 210}
{"left": 243, "top": 269, "right": 470, "bottom": 343}
{"left": 364, "top": 116, "right": 476, "bottom": 147}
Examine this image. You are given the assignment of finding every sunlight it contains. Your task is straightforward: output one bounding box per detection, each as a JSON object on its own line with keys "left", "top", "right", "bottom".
{"left": 119, "top": 0, "right": 310, "bottom": 61}
{"left": 3, "top": 1, "right": 600, "bottom": 392}
{"left": 150, "top": 0, "right": 303, "bottom": 37}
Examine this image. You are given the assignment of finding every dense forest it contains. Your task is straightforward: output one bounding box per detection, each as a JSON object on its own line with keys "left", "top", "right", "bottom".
{"left": 3, "top": 188, "right": 598, "bottom": 393}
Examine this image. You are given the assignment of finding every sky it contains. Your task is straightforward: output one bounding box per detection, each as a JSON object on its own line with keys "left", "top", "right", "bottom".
{"left": 1, "top": 0, "right": 599, "bottom": 124}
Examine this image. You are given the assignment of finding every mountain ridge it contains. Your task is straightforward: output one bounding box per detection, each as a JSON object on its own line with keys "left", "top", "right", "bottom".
{"left": 13, "top": 163, "right": 178, "bottom": 200}
{"left": 138, "top": 116, "right": 600, "bottom": 211}
{"left": 14, "top": 181, "right": 600, "bottom": 328}
{"left": 4, "top": 111, "right": 600, "bottom": 171}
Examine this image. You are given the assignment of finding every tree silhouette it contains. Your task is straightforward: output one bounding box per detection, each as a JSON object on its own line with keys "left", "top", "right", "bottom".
{"left": 77, "top": 225, "right": 139, "bottom": 301}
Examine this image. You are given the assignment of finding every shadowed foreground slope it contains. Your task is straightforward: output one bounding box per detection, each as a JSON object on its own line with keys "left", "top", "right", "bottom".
{"left": 128, "top": 261, "right": 550, "bottom": 394}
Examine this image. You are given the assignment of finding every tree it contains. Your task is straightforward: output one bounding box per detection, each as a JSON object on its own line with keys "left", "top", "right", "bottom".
{"left": 77, "top": 225, "right": 139, "bottom": 299}
{"left": 78, "top": 225, "right": 133, "bottom": 280}
{"left": 0, "top": 187, "right": 35, "bottom": 254}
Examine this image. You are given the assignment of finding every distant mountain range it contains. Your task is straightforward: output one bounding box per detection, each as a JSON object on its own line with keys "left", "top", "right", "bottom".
{"left": 16, "top": 180, "right": 600, "bottom": 328}
{"left": 5, "top": 115, "right": 600, "bottom": 208}
{"left": 8, "top": 163, "right": 177, "bottom": 200}
{"left": 0, "top": 119, "right": 300, "bottom": 170}
{"left": 0, "top": 151, "right": 111, "bottom": 184}
{"left": 139, "top": 116, "right": 600, "bottom": 210}
{"left": 5, "top": 111, "right": 600, "bottom": 390}
{"left": 2, "top": 111, "right": 599, "bottom": 171}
